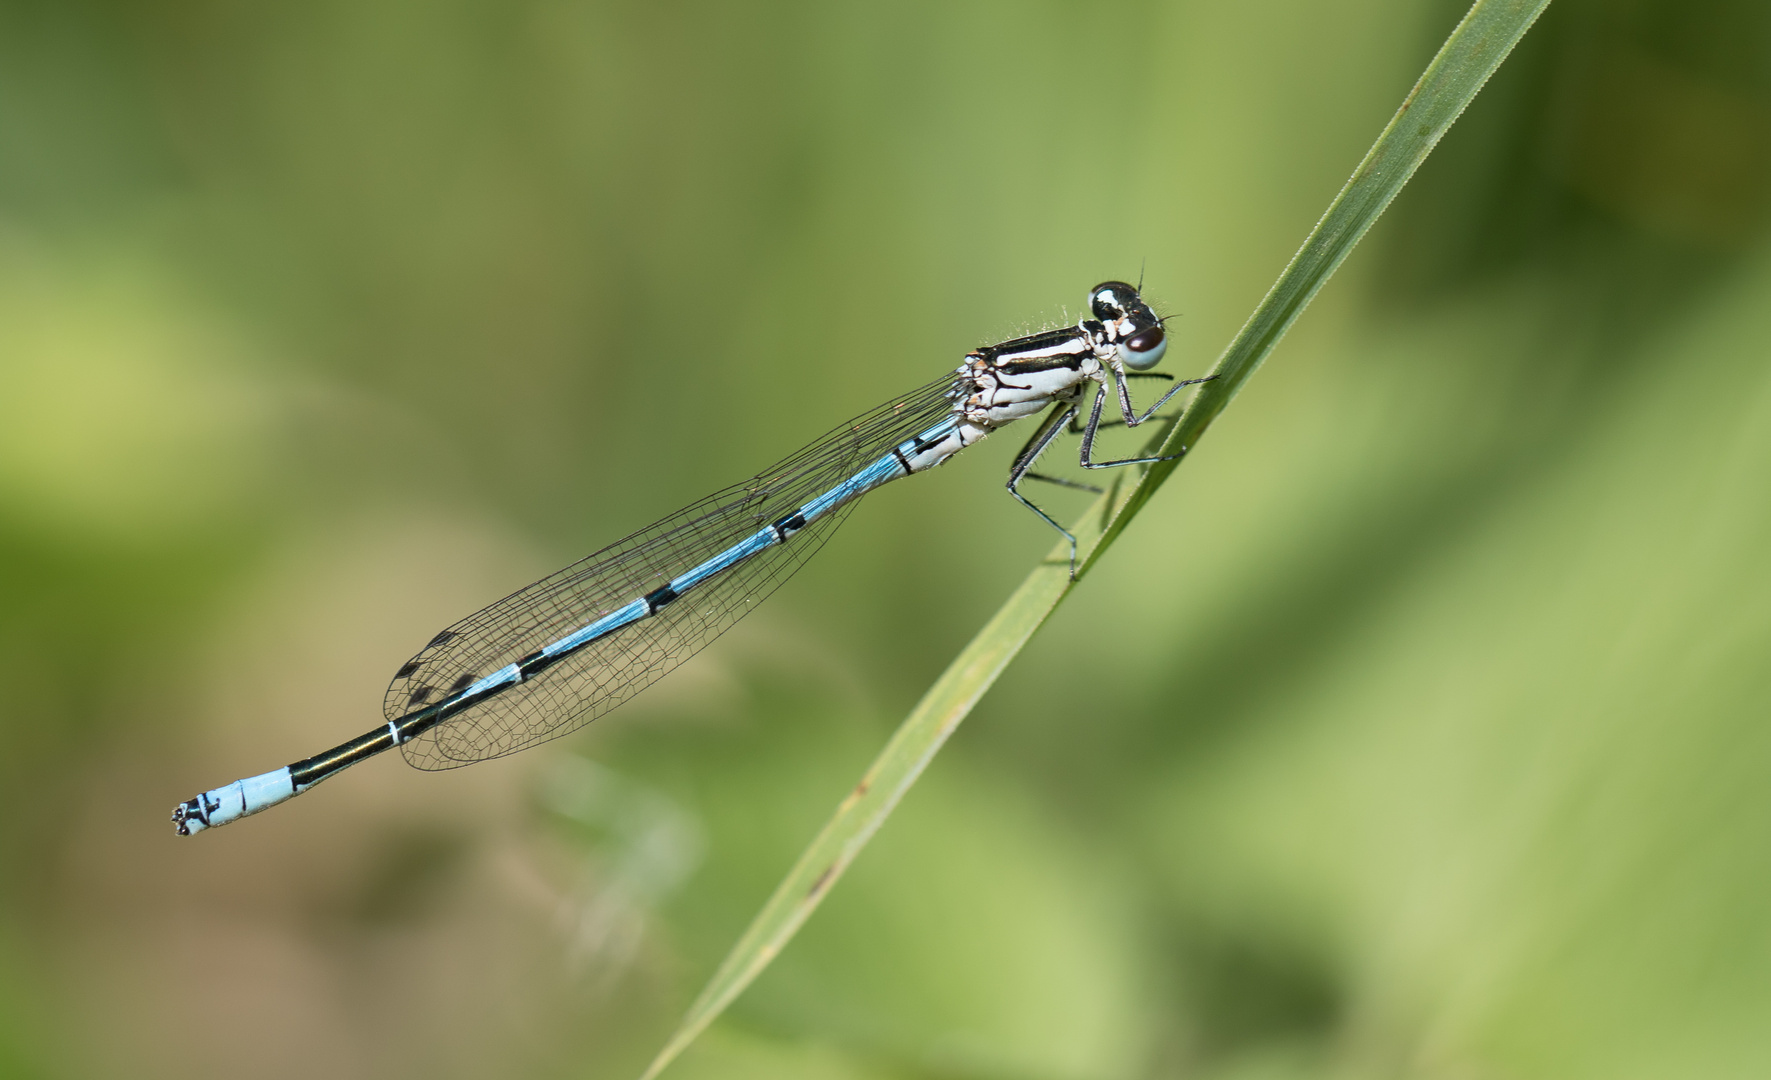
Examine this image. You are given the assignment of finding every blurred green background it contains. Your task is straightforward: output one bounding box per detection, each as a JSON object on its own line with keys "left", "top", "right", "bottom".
{"left": 4, "top": 0, "right": 1771, "bottom": 1077}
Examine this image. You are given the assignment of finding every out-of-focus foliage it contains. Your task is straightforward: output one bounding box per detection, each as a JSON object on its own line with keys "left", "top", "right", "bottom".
{"left": 1, "top": 1, "right": 1768, "bottom": 1079}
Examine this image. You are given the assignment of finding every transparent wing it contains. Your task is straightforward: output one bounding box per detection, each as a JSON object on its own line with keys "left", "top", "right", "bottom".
{"left": 387, "top": 372, "right": 961, "bottom": 770}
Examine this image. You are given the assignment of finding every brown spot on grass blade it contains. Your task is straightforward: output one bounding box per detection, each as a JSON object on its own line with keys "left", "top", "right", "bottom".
{"left": 834, "top": 777, "right": 873, "bottom": 815}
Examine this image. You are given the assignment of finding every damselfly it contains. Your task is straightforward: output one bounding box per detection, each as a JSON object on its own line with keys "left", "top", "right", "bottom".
{"left": 173, "top": 281, "right": 1211, "bottom": 834}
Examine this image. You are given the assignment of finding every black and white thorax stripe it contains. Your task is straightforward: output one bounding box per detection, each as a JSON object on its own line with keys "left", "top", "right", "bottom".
{"left": 890, "top": 327, "right": 1107, "bottom": 476}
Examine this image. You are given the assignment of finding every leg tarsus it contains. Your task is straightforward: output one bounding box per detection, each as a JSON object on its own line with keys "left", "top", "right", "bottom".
{"left": 1117, "top": 373, "right": 1216, "bottom": 427}
{"left": 1024, "top": 471, "right": 1103, "bottom": 494}
{"left": 1008, "top": 484, "right": 1080, "bottom": 578}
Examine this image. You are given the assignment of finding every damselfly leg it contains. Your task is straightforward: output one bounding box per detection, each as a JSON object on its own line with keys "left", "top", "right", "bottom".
{"left": 1008, "top": 369, "right": 1217, "bottom": 576}
{"left": 1078, "top": 372, "right": 1217, "bottom": 471}
{"left": 1006, "top": 400, "right": 1089, "bottom": 571}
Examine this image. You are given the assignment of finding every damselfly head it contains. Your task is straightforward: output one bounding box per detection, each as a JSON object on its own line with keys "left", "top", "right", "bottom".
{"left": 1089, "top": 280, "right": 1168, "bottom": 370}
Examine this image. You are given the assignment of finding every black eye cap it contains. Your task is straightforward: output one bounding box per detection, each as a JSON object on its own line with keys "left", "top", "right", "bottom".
{"left": 1088, "top": 280, "right": 1141, "bottom": 322}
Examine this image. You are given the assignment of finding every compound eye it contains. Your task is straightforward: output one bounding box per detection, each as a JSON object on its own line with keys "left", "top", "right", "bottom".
{"left": 1117, "top": 325, "right": 1167, "bottom": 370}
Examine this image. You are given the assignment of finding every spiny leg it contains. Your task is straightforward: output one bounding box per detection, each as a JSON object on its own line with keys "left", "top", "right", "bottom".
{"left": 1023, "top": 472, "right": 1102, "bottom": 494}
{"left": 1005, "top": 402, "right": 1087, "bottom": 576}
{"left": 1077, "top": 382, "right": 1183, "bottom": 471}
{"left": 1116, "top": 371, "right": 1218, "bottom": 428}
{"left": 1068, "top": 372, "right": 1178, "bottom": 434}
{"left": 1079, "top": 371, "right": 1218, "bottom": 470}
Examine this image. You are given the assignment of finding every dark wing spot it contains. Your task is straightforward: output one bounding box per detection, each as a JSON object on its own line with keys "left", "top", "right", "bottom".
{"left": 428, "top": 630, "right": 457, "bottom": 648}
{"left": 408, "top": 686, "right": 434, "bottom": 705}
{"left": 395, "top": 660, "right": 420, "bottom": 679}
{"left": 449, "top": 672, "right": 478, "bottom": 692}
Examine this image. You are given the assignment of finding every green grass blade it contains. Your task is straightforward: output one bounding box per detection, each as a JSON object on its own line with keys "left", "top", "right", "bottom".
{"left": 639, "top": 2, "right": 1550, "bottom": 1074}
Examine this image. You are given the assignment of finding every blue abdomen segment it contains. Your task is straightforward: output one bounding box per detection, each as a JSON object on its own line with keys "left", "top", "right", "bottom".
{"left": 795, "top": 453, "right": 907, "bottom": 522}
{"left": 666, "top": 451, "right": 906, "bottom": 596}
{"left": 424, "top": 447, "right": 916, "bottom": 715}
{"left": 668, "top": 527, "right": 779, "bottom": 593}
{"left": 542, "top": 598, "right": 650, "bottom": 658}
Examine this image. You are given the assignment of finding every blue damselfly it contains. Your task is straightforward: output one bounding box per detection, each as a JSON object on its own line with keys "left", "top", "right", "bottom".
{"left": 173, "top": 281, "right": 1210, "bottom": 834}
